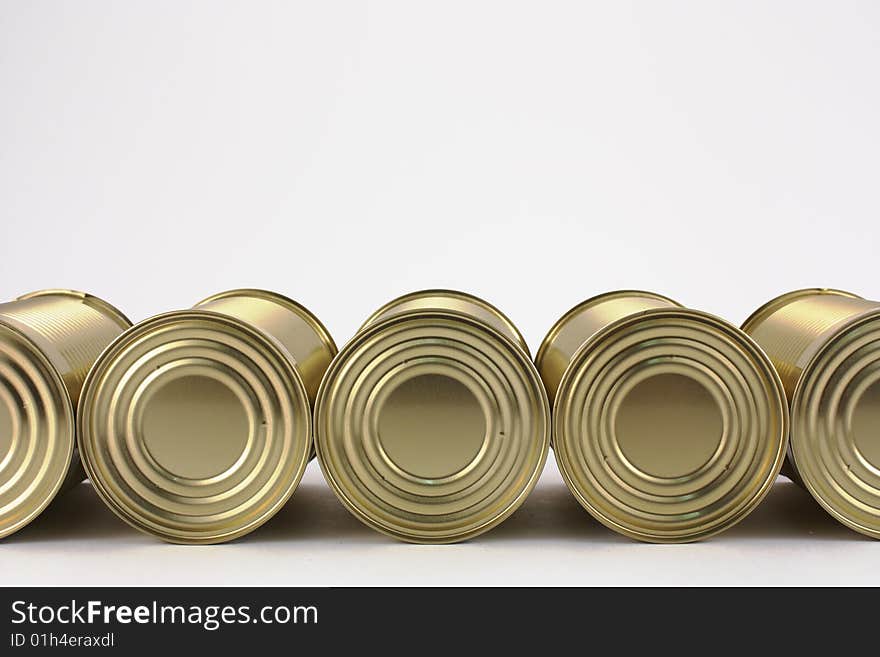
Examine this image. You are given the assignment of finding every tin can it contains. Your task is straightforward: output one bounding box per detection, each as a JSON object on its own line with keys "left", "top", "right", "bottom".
{"left": 742, "top": 288, "right": 880, "bottom": 538}
{"left": 315, "top": 289, "right": 550, "bottom": 543}
{"left": 78, "top": 289, "right": 336, "bottom": 544}
{"left": 536, "top": 290, "right": 789, "bottom": 543}
{"left": 0, "top": 289, "right": 131, "bottom": 539}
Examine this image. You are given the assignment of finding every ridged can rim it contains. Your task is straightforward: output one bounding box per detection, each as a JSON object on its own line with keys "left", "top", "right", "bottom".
{"left": 1, "top": 288, "right": 131, "bottom": 539}
{"left": 315, "top": 309, "right": 550, "bottom": 543}
{"left": 0, "top": 318, "right": 74, "bottom": 539}
{"left": 553, "top": 306, "right": 789, "bottom": 543}
{"left": 740, "top": 288, "right": 863, "bottom": 335}
{"left": 78, "top": 308, "right": 312, "bottom": 544}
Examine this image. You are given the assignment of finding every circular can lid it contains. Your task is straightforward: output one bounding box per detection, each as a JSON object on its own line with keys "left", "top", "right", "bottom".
{"left": 78, "top": 309, "right": 312, "bottom": 544}
{"left": 0, "top": 321, "right": 74, "bottom": 539}
{"left": 315, "top": 310, "right": 550, "bottom": 543}
{"left": 791, "top": 309, "right": 880, "bottom": 538}
{"left": 553, "top": 307, "right": 789, "bottom": 542}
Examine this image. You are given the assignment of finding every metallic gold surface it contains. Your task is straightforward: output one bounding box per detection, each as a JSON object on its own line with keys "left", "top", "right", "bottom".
{"left": 536, "top": 290, "right": 680, "bottom": 404}
{"left": 316, "top": 290, "right": 550, "bottom": 543}
{"left": 0, "top": 290, "right": 131, "bottom": 539}
{"left": 743, "top": 288, "right": 880, "bottom": 538}
{"left": 195, "top": 289, "right": 336, "bottom": 405}
{"left": 362, "top": 289, "right": 529, "bottom": 354}
{"left": 78, "top": 289, "right": 336, "bottom": 544}
{"left": 537, "top": 291, "right": 789, "bottom": 543}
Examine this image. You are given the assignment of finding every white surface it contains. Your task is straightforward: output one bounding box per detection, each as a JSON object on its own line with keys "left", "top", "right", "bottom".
{"left": 1, "top": 1, "right": 879, "bottom": 585}
{"left": 3, "top": 461, "right": 877, "bottom": 587}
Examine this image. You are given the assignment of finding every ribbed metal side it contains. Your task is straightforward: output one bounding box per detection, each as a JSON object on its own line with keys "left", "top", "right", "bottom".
{"left": 0, "top": 293, "right": 131, "bottom": 405}
{"left": 0, "top": 290, "right": 130, "bottom": 537}
{"left": 743, "top": 291, "right": 880, "bottom": 400}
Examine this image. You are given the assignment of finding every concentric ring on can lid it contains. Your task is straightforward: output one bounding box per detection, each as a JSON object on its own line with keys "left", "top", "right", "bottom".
{"left": 553, "top": 308, "right": 789, "bottom": 543}
{"left": 315, "top": 310, "right": 550, "bottom": 543}
{"left": 193, "top": 288, "right": 338, "bottom": 407}
{"left": 78, "top": 310, "right": 313, "bottom": 544}
{"left": 0, "top": 322, "right": 74, "bottom": 539}
{"left": 790, "top": 309, "right": 880, "bottom": 538}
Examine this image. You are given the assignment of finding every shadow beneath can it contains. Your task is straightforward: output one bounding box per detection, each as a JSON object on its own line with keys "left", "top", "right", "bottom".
{"left": 2, "top": 482, "right": 134, "bottom": 543}
{"left": 246, "top": 475, "right": 381, "bottom": 544}
{"left": 252, "top": 466, "right": 626, "bottom": 544}
{"left": 479, "top": 477, "right": 864, "bottom": 545}
{"left": 718, "top": 478, "right": 864, "bottom": 542}
{"left": 479, "top": 481, "right": 628, "bottom": 544}
{"left": 2, "top": 474, "right": 867, "bottom": 545}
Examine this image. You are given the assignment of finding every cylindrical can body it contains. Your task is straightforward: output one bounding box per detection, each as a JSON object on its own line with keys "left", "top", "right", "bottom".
{"left": 195, "top": 289, "right": 337, "bottom": 405}
{"left": 536, "top": 290, "right": 680, "bottom": 404}
{"left": 315, "top": 289, "right": 550, "bottom": 543}
{"left": 537, "top": 290, "right": 789, "bottom": 543}
{"left": 742, "top": 289, "right": 880, "bottom": 538}
{"left": 0, "top": 290, "right": 131, "bottom": 538}
{"left": 78, "top": 289, "right": 336, "bottom": 544}
{"left": 362, "top": 289, "right": 529, "bottom": 353}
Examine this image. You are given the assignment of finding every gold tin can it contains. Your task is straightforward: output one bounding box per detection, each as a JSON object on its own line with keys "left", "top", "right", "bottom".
{"left": 315, "top": 289, "right": 550, "bottom": 543}
{"left": 0, "top": 289, "right": 131, "bottom": 539}
{"left": 742, "top": 288, "right": 880, "bottom": 538}
{"left": 536, "top": 290, "right": 789, "bottom": 543}
{"left": 78, "top": 289, "right": 336, "bottom": 544}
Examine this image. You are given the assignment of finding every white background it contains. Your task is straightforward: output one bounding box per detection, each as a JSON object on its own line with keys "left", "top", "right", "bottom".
{"left": 1, "top": 1, "right": 878, "bottom": 585}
